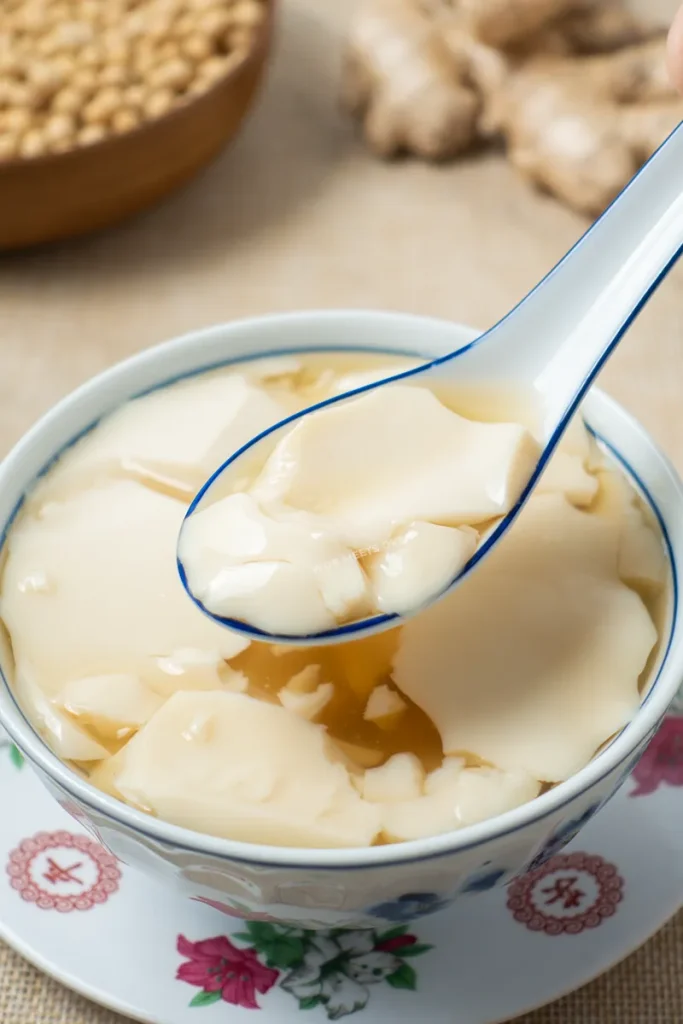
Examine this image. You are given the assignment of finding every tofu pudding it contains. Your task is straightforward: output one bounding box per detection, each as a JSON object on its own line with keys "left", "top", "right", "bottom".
{"left": 0, "top": 352, "right": 668, "bottom": 849}
{"left": 179, "top": 383, "right": 542, "bottom": 634}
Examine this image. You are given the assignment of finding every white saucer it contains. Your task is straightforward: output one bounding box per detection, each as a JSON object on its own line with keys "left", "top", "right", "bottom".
{"left": 0, "top": 712, "right": 682, "bottom": 1024}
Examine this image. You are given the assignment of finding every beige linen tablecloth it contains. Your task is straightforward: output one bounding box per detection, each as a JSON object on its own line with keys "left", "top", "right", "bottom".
{"left": 1, "top": 0, "right": 682, "bottom": 1019}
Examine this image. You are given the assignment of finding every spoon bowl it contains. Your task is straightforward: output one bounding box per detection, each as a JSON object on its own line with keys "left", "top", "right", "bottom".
{"left": 179, "top": 121, "right": 683, "bottom": 645}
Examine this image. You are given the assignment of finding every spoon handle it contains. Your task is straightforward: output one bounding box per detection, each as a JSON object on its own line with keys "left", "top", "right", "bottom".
{"left": 450, "top": 121, "right": 683, "bottom": 441}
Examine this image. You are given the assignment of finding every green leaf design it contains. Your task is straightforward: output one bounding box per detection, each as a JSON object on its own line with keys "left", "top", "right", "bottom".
{"left": 386, "top": 963, "right": 417, "bottom": 991}
{"left": 9, "top": 745, "right": 24, "bottom": 769}
{"left": 233, "top": 922, "right": 307, "bottom": 967}
{"left": 262, "top": 936, "right": 305, "bottom": 969}
{"left": 398, "top": 943, "right": 433, "bottom": 957}
{"left": 189, "top": 990, "right": 222, "bottom": 1008}
{"left": 375, "top": 925, "right": 407, "bottom": 943}
{"left": 245, "top": 921, "right": 279, "bottom": 946}
{"left": 299, "top": 996, "right": 322, "bottom": 1010}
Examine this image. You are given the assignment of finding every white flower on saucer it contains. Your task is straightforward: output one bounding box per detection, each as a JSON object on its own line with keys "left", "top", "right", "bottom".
{"left": 320, "top": 974, "right": 368, "bottom": 1020}
{"left": 281, "top": 930, "right": 401, "bottom": 1019}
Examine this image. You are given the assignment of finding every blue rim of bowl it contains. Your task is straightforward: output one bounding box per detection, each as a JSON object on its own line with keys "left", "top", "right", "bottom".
{"left": 0, "top": 341, "right": 677, "bottom": 871}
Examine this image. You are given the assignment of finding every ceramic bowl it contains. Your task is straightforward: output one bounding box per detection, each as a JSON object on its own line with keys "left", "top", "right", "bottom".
{"left": 0, "top": 1, "right": 274, "bottom": 251}
{"left": 0, "top": 310, "right": 681, "bottom": 930}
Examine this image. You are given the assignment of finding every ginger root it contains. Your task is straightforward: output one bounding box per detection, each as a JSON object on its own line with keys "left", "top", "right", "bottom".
{"left": 341, "top": 0, "right": 479, "bottom": 159}
{"left": 342, "top": 0, "right": 683, "bottom": 214}
{"left": 492, "top": 42, "right": 681, "bottom": 214}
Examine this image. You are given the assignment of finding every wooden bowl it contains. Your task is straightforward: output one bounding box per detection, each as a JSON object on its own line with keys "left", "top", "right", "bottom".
{"left": 0, "top": 3, "right": 274, "bottom": 251}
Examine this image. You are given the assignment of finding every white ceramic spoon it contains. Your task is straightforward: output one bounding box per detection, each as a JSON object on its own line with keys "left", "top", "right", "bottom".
{"left": 179, "top": 122, "right": 683, "bottom": 645}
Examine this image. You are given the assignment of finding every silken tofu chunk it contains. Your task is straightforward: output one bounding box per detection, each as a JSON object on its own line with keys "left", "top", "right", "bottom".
{"left": 392, "top": 494, "right": 658, "bottom": 783}
{"left": 112, "top": 690, "right": 382, "bottom": 848}
{"left": 252, "top": 385, "right": 541, "bottom": 549}
{"left": 0, "top": 480, "right": 249, "bottom": 702}
{"left": 32, "top": 373, "right": 292, "bottom": 500}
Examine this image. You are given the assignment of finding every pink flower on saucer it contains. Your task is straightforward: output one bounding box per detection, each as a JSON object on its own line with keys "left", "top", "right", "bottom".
{"left": 631, "top": 716, "right": 683, "bottom": 796}
{"left": 177, "top": 934, "right": 279, "bottom": 1009}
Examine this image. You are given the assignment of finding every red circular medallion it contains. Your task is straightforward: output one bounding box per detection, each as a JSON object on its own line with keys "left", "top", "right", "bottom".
{"left": 7, "top": 829, "right": 121, "bottom": 912}
{"left": 506, "top": 852, "right": 623, "bottom": 935}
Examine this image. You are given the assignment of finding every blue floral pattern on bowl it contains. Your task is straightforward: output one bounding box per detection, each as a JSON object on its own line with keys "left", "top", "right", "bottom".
{"left": 461, "top": 866, "right": 508, "bottom": 893}
{"left": 526, "top": 804, "right": 601, "bottom": 873}
{"left": 366, "top": 892, "right": 452, "bottom": 922}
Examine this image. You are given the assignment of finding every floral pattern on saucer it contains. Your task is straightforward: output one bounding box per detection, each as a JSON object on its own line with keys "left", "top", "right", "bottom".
{"left": 0, "top": 734, "right": 24, "bottom": 770}
{"left": 8, "top": 744, "right": 23, "bottom": 769}
{"left": 177, "top": 934, "right": 279, "bottom": 1009}
{"left": 177, "top": 922, "right": 433, "bottom": 1018}
{"left": 630, "top": 705, "right": 683, "bottom": 797}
